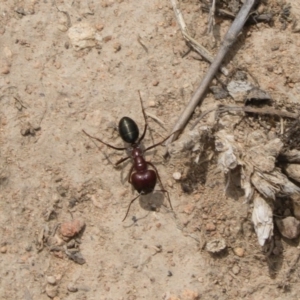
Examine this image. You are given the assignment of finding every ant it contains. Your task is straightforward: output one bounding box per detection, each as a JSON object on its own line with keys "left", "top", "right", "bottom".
{"left": 82, "top": 91, "right": 178, "bottom": 221}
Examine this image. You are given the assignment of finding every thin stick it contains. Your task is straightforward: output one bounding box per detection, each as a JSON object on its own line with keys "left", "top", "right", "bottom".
{"left": 145, "top": 112, "right": 167, "bottom": 131}
{"left": 218, "top": 105, "right": 299, "bottom": 119}
{"left": 167, "top": 0, "right": 256, "bottom": 144}
{"left": 137, "top": 35, "right": 148, "bottom": 53}
{"left": 207, "top": 0, "right": 216, "bottom": 34}
{"left": 170, "top": 0, "right": 228, "bottom": 76}
{"left": 190, "top": 107, "right": 216, "bottom": 129}
{"left": 13, "top": 96, "right": 27, "bottom": 110}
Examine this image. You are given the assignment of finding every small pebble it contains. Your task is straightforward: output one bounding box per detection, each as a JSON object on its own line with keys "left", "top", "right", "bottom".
{"left": 152, "top": 80, "right": 159, "bottom": 86}
{"left": 276, "top": 216, "right": 300, "bottom": 239}
{"left": 234, "top": 247, "right": 245, "bottom": 257}
{"left": 103, "top": 35, "right": 112, "bottom": 42}
{"left": 56, "top": 185, "right": 68, "bottom": 197}
{"left": 202, "top": 214, "right": 208, "bottom": 220}
{"left": 206, "top": 238, "right": 226, "bottom": 253}
{"left": 56, "top": 274, "right": 62, "bottom": 281}
{"left": 148, "top": 100, "right": 156, "bottom": 107}
{"left": 67, "top": 283, "right": 78, "bottom": 293}
{"left": 53, "top": 250, "right": 64, "bottom": 259}
{"left": 274, "top": 67, "right": 282, "bottom": 75}
{"left": 47, "top": 276, "right": 56, "bottom": 285}
{"left": 25, "top": 244, "right": 32, "bottom": 252}
{"left": 181, "top": 289, "right": 200, "bottom": 300}
{"left": 167, "top": 179, "right": 173, "bottom": 187}
{"left": 183, "top": 204, "right": 195, "bottom": 215}
{"left": 232, "top": 265, "right": 240, "bottom": 275}
{"left": 67, "top": 239, "right": 76, "bottom": 248}
{"left": 60, "top": 219, "right": 85, "bottom": 238}
{"left": 46, "top": 284, "right": 58, "bottom": 298}
{"left": 193, "top": 194, "right": 201, "bottom": 201}
{"left": 113, "top": 42, "right": 121, "bottom": 52}
{"left": 54, "top": 61, "right": 61, "bottom": 69}
{"left": 1, "top": 66, "right": 10, "bottom": 74}
{"left": 205, "top": 223, "right": 216, "bottom": 231}
{"left": 58, "top": 24, "right": 68, "bottom": 32}
{"left": 0, "top": 246, "right": 7, "bottom": 253}
{"left": 54, "top": 176, "right": 63, "bottom": 183}
{"left": 66, "top": 251, "right": 86, "bottom": 265}
{"left": 95, "top": 23, "right": 104, "bottom": 31}
{"left": 172, "top": 172, "right": 181, "bottom": 181}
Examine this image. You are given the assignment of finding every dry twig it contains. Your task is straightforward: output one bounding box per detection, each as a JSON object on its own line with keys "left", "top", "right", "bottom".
{"left": 137, "top": 34, "right": 148, "bottom": 53}
{"left": 170, "top": 0, "right": 228, "bottom": 76}
{"left": 191, "top": 104, "right": 299, "bottom": 130}
{"left": 218, "top": 105, "right": 299, "bottom": 119}
{"left": 167, "top": 0, "right": 257, "bottom": 144}
{"left": 207, "top": 0, "right": 216, "bottom": 34}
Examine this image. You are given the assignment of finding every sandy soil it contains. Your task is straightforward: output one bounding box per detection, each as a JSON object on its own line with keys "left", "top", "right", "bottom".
{"left": 1, "top": 0, "right": 300, "bottom": 299}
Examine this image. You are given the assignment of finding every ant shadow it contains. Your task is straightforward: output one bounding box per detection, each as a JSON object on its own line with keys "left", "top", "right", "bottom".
{"left": 139, "top": 191, "right": 165, "bottom": 212}
{"left": 122, "top": 191, "right": 166, "bottom": 227}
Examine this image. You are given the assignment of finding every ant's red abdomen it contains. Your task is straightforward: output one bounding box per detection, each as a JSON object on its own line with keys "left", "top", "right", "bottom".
{"left": 131, "top": 170, "right": 156, "bottom": 194}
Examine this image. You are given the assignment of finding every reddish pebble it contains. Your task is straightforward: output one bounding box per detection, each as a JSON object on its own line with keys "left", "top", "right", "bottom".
{"left": 95, "top": 23, "right": 104, "bottom": 31}
{"left": 183, "top": 204, "right": 195, "bottom": 215}
{"left": 181, "top": 289, "right": 200, "bottom": 300}
{"left": 1, "top": 66, "right": 10, "bottom": 74}
{"left": 0, "top": 246, "right": 7, "bottom": 253}
{"left": 234, "top": 247, "right": 245, "bottom": 257}
{"left": 53, "top": 251, "right": 64, "bottom": 259}
{"left": 205, "top": 222, "right": 216, "bottom": 231}
{"left": 103, "top": 35, "right": 112, "bottom": 42}
{"left": 60, "top": 219, "right": 85, "bottom": 238}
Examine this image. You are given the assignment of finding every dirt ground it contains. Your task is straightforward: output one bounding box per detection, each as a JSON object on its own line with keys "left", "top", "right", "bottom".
{"left": 1, "top": 0, "right": 300, "bottom": 299}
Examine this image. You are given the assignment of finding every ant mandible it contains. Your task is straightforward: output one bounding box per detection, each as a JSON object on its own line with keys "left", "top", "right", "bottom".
{"left": 82, "top": 91, "right": 178, "bottom": 221}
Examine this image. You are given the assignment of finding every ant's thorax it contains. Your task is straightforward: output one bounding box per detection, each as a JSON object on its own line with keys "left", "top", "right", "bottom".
{"left": 131, "top": 145, "right": 143, "bottom": 158}
{"left": 129, "top": 145, "right": 147, "bottom": 172}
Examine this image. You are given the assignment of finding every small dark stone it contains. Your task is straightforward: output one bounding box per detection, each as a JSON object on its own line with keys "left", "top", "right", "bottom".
{"left": 66, "top": 251, "right": 86, "bottom": 265}
{"left": 68, "top": 198, "right": 77, "bottom": 208}
{"left": 210, "top": 86, "right": 229, "bottom": 100}
{"left": 57, "top": 185, "right": 68, "bottom": 197}
{"left": 15, "top": 7, "right": 26, "bottom": 15}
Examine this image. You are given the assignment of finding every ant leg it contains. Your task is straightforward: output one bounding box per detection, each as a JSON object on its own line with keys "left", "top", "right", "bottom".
{"left": 127, "top": 164, "right": 134, "bottom": 184}
{"left": 137, "top": 90, "right": 148, "bottom": 143}
{"left": 115, "top": 156, "right": 130, "bottom": 166}
{"left": 147, "top": 162, "right": 173, "bottom": 210}
{"left": 82, "top": 129, "right": 127, "bottom": 151}
{"left": 144, "top": 129, "right": 182, "bottom": 153}
{"left": 122, "top": 194, "right": 140, "bottom": 222}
